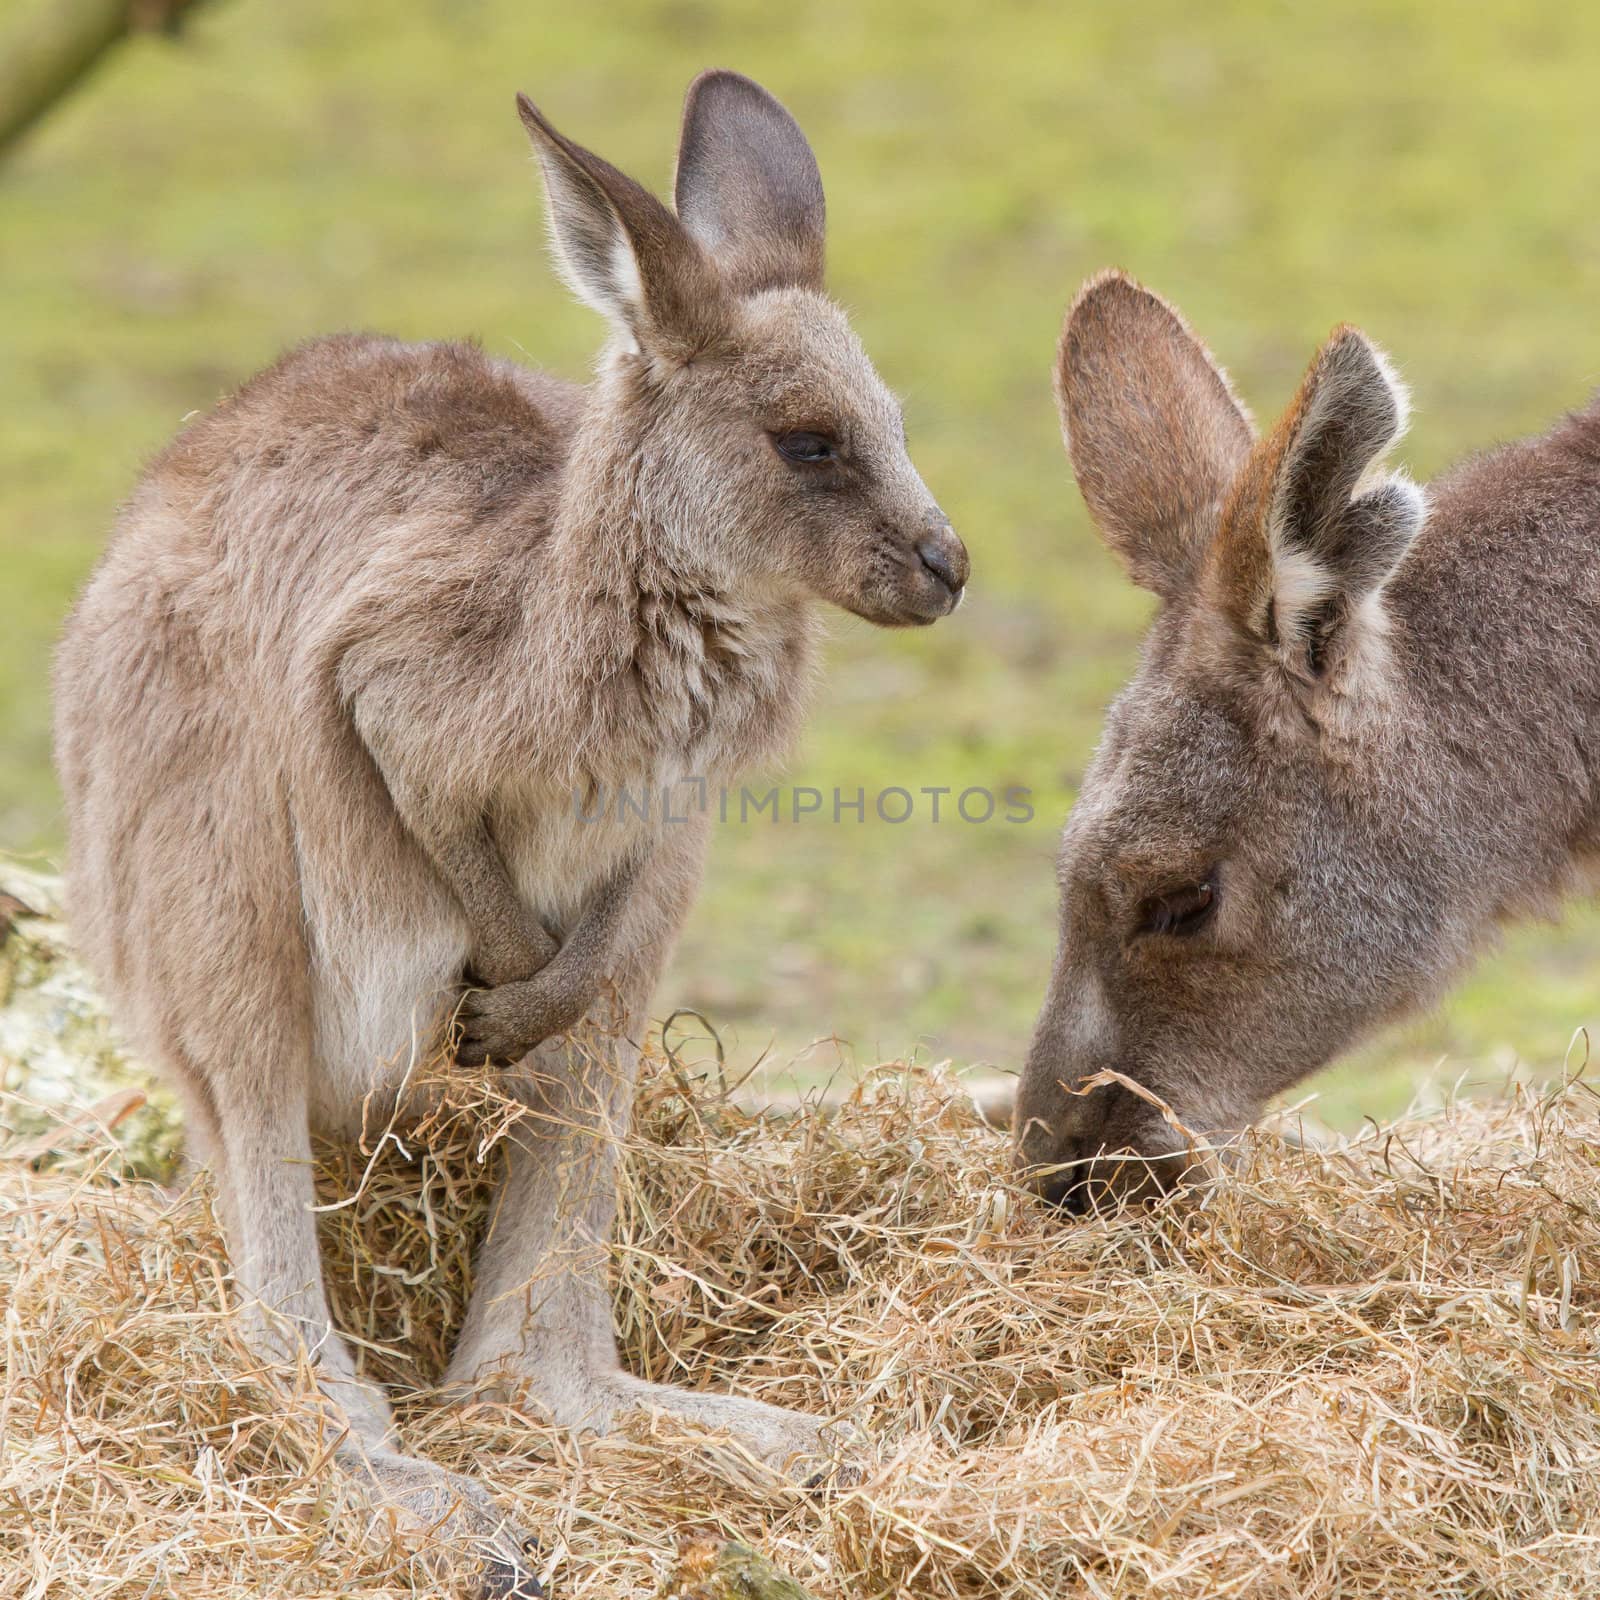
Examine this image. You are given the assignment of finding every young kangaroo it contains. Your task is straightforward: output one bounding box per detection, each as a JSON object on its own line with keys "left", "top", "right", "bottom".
{"left": 54, "top": 71, "right": 967, "bottom": 1595}
{"left": 1014, "top": 270, "right": 1600, "bottom": 1212}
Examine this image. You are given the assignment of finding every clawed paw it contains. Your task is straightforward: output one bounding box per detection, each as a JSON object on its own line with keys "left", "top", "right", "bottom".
{"left": 354, "top": 1450, "right": 544, "bottom": 1599}
{"left": 454, "top": 984, "right": 540, "bottom": 1066}
{"left": 453, "top": 973, "right": 590, "bottom": 1066}
{"left": 778, "top": 1417, "right": 869, "bottom": 1490}
{"left": 476, "top": 1537, "right": 545, "bottom": 1600}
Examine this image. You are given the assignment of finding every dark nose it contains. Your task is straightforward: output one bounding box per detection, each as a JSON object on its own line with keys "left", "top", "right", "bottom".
{"left": 1036, "top": 1169, "right": 1093, "bottom": 1217}
{"left": 916, "top": 528, "right": 968, "bottom": 594}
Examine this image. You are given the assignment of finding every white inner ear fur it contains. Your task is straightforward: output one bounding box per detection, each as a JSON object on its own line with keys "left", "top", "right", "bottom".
{"left": 1270, "top": 544, "right": 1337, "bottom": 626}
{"left": 602, "top": 234, "right": 645, "bottom": 356}
{"left": 536, "top": 156, "right": 645, "bottom": 354}
{"left": 1362, "top": 339, "right": 1412, "bottom": 438}
{"left": 1263, "top": 344, "right": 1421, "bottom": 671}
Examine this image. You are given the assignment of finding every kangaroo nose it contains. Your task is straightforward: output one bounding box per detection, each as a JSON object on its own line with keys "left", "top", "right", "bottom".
{"left": 916, "top": 529, "right": 968, "bottom": 594}
{"left": 1037, "top": 1168, "right": 1093, "bottom": 1216}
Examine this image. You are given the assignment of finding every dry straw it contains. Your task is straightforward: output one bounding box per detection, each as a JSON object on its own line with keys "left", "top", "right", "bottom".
{"left": 3, "top": 1033, "right": 1599, "bottom": 1598}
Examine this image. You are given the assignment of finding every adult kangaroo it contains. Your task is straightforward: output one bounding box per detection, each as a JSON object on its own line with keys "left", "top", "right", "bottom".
{"left": 1015, "top": 269, "right": 1598, "bottom": 1213}
{"left": 55, "top": 71, "right": 967, "bottom": 1595}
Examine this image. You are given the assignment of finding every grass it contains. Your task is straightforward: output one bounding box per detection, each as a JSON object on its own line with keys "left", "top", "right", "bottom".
{"left": 4, "top": 0, "right": 1600, "bottom": 1121}
{"left": 7, "top": 1047, "right": 1600, "bottom": 1596}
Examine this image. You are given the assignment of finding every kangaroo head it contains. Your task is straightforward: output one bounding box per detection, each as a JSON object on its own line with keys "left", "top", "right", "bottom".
{"left": 1015, "top": 272, "right": 1438, "bottom": 1212}
{"left": 517, "top": 70, "right": 967, "bottom": 625}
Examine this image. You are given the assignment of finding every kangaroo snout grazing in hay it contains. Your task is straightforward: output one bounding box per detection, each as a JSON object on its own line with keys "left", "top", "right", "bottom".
{"left": 53, "top": 70, "right": 965, "bottom": 1595}
{"left": 1015, "top": 269, "right": 1600, "bottom": 1213}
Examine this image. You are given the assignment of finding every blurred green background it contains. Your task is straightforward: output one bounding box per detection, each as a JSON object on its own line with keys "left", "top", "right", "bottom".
{"left": 5, "top": 0, "right": 1599, "bottom": 1124}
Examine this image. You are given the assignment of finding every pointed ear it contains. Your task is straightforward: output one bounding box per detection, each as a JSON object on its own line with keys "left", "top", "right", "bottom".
{"left": 1233, "top": 326, "right": 1425, "bottom": 679}
{"left": 516, "top": 92, "right": 726, "bottom": 359}
{"left": 1056, "top": 272, "right": 1254, "bottom": 600}
{"left": 673, "top": 70, "right": 825, "bottom": 294}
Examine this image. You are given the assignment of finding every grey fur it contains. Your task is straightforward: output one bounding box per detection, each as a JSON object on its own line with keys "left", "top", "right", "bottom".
{"left": 54, "top": 71, "right": 966, "bottom": 1590}
{"left": 1016, "top": 270, "right": 1599, "bottom": 1213}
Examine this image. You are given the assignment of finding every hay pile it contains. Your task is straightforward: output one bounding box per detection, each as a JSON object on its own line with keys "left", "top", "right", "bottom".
{"left": 4, "top": 879, "right": 1600, "bottom": 1597}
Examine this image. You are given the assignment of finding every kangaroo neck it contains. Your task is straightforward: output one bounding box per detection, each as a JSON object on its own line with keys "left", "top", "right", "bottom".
{"left": 541, "top": 385, "right": 821, "bottom": 788}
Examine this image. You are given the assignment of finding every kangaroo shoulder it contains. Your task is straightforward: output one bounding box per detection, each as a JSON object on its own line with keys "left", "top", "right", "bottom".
{"left": 149, "top": 334, "right": 585, "bottom": 515}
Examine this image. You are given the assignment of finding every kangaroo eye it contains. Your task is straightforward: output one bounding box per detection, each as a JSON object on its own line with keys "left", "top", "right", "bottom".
{"left": 772, "top": 430, "right": 837, "bottom": 464}
{"left": 1140, "top": 880, "right": 1216, "bottom": 939}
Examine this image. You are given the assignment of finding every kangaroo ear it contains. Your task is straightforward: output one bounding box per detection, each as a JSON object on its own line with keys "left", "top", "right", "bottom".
{"left": 1056, "top": 272, "right": 1254, "bottom": 601}
{"left": 1233, "top": 326, "right": 1425, "bottom": 680}
{"left": 673, "top": 70, "right": 825, "bottom": 294}
{"left": 516, "top": 92, "right": 726, "bottom": 359}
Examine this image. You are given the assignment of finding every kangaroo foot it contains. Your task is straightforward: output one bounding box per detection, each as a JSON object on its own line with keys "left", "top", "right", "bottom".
{"left": 347, "top": 1446, "right": 544, "bottom": 1599}
{"left": 443, "top": 1365, "right": 864, "bottom": 1487}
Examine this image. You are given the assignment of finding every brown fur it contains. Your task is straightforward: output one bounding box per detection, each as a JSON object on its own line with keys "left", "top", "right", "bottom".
{"left": 53, "top": 71, "right": 966, "bottom": 1594}
{"left": 1055, "top": 270, "right": 1254, "bottom": 599}
{"left": 1016, "top": 270, "right": 1598, "bottom": 1214}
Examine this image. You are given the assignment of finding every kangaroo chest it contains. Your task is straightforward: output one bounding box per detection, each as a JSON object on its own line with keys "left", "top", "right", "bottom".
{"left": 492, "top": 587, "right": 815, "bottom": 929}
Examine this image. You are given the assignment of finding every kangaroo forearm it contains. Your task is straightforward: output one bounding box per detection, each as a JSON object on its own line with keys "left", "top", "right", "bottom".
{"left": 428, "top": 819, "right": 559, "bottom": 982}
{"left": 454, "top": 852, "right": 647, "bottom": 1064}
{"left": 559, "top": 851, "right": 642, "bottom": 970}
{"left": 355, "top": 703, "right": 555, "bottom": 982}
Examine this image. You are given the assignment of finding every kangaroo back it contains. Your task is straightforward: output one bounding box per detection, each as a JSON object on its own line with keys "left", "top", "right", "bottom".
{"left": 54, "top": 71, "right": 956, "bottom": 1591}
